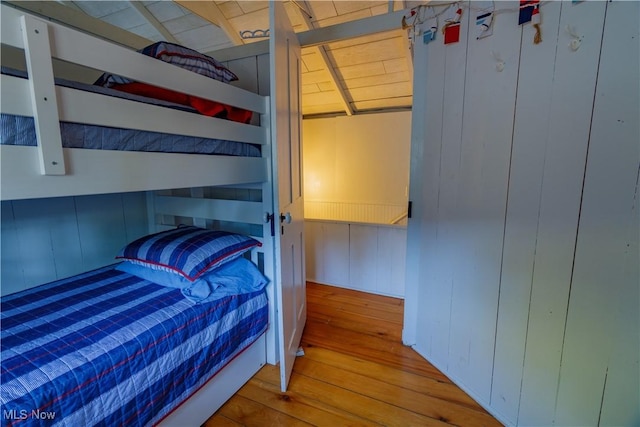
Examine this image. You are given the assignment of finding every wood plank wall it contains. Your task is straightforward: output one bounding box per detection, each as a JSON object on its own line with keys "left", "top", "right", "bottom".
{"left": 405, "top": 1, "right": 639, "bottom": 425}
{"left": 305, "top": 221, "right": 406, "bottom": 297}
{"left": 1, "top": 192, "right": 148, "bottom": 295}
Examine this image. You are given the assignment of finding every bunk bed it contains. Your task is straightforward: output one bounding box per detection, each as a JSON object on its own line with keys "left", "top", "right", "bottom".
{"left": 0, "top": 3, "right": 269, "bottom": 201}
{"left": 0, "top": 3, "right": 279, "bottom": 426}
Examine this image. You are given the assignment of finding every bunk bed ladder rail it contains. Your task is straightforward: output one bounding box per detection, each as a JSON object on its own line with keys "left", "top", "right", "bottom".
{"left": 18, "top": 14, "right": 66, "bottom": 175}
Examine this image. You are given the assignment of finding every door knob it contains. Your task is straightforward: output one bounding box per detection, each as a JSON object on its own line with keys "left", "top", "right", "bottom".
{"left": 280, "top": 212, "right": 292, "bottom": 224}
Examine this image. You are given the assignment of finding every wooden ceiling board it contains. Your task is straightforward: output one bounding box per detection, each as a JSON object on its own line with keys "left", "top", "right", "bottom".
{"left": 383, "top": 58, "right": 409, "bottom": 74}
{"left": 172, "top": 23, "right": 230, "bottom": 51}
{"left": 347, "top": 81, "right": 412, "bottom": 101}
{"left": 228, "top": 9, "right": 269, "bottom": 36}
{"left": 313, "top": 8, "right": 373, "bottom": 28}
{"left": 332, "top": 1, "right": 387, "bottom": 16}
{"left": 162, "top": 12, "right": 211, "bottom": 34}
{"left": 336, "top": 61, "right": 387, "bottom": 80}
{"left": 303, "top": 90, "right": 348, "bottom": 106}
{"left": 306, "top": 1, "right": 338, "bottom": 22}
{"left": 303, "top": 103, "right": 347, "bottom": 115}
{"left": 128, "top": 23, "right": 162, "bottom": 41}
{"left": 217, "top": 1, "right": 244, "bottom": 19}
{"left": 327, "top": 37, "right": 405, "bottom": 68}
{"left": 237, "top": 1, "right": 269, "bottom": 15}
{"left": 317, "top": 82, "right": 335, "bottom": 92}
{"left": 353, "top": 96, "right": 412, "bottom": 111}
{"left": 342, "top": 71, "right": 409, "bottom": 89}
{"left": 301, "top": 51, "right": 327, "bottom": 72}
{"left": 73, "top": 1, "right": 129, "bottom": 18}
{"left": 325, "top": 29, "right": 400, "bottom": 51}
{"left": 145, "top": 1, "right": 187, "bottom": 23}
{"left": 302, "top": 83, "right": 322, "bottom": 95}
{"left": 369, "top": 3, "right": 392, "bottom": 16}
{"left": 301, "top": 70, "right": 333, "bottom": 85}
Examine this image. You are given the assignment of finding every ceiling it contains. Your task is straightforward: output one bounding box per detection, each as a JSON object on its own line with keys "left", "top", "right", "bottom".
{"left": 6, "top": 1, "right": 424, "bottom": 117}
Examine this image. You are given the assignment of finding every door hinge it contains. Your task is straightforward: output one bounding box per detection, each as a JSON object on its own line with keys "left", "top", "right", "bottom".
{"left": 408, "top": 201, "right": 413, "bottom": 219}
{"left": 264, "top": 212, "right": 275, "bottom": 237}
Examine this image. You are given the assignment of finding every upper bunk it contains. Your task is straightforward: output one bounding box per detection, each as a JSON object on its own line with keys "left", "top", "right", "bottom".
{"left": 0, "top": 3, "right": 270, "bottom": 201}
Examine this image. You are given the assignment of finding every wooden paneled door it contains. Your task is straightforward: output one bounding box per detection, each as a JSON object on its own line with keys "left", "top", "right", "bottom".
{"left": 269, "top": 1, "right": 306, "bottom": 393}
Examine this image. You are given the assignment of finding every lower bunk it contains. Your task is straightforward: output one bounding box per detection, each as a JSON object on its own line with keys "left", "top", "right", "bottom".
{"left": 0, "top": 226, "right": 270, "bottom": 426}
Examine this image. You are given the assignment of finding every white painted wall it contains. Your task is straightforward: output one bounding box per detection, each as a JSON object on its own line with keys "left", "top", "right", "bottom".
{"left": 302, "top": 112, "right": 411, "bottom": 297}
{"left": 303, "top": 111, "right": 411, "bottom": 223}
{"left": 404, "top": 1, "right": 639, "bottom": 426}
{"left": 305, "top": 220, "right": 405, "bottom": 298}
{"left": 1, "top": 192, "right": 148, "bottom": 296}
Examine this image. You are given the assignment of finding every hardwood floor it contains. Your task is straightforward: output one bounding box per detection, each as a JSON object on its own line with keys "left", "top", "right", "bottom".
{"left": 205, "top": 282, "right": 502, "bottom": 426}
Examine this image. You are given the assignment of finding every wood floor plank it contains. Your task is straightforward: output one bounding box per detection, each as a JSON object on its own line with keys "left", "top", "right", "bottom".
{"left": 302, "top": 319, "right": 447, "bottom": 380}
{"left": 240, "top": 377, "right": 382, "bottom": 427}
{"left": 208, "top": 283, "right": 502, "bottom": 427}
{"left": 301, "top": 346, "right": 484, "bottom": 411}
{"left": 254, "top": 364, "right": 452, "bottom": 427}
{"left": 307, "top": 282, "right": 403, "bottom": 308}
{"left": 307, "top": 293, "right": 403, "bottom": 324}
{"left": 291, "top": 356, "right": 501, "bottom": 426}
{"left": 307, "top": 308, "right": 402, "bottom": 341}
{"left": 202, "top": 413, "right": 243, "bottom": 427}
{"left": 216, "top": 395, "right": 312, "bottom": 426}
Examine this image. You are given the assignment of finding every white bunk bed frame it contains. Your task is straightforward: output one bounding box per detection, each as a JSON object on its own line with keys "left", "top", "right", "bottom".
{"left": 0, "top": 3, "right": 269, "bottom": 200}
{"left": 0, "top": 3, "right": 279, "bottom": 426}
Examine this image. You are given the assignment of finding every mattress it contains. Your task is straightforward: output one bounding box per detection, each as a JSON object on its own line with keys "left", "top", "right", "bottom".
{"left": 0, "top": 262, "right": 268, "bottom": 426}
{"left": 0, "top": 67, "right": 261, "bottom": 157}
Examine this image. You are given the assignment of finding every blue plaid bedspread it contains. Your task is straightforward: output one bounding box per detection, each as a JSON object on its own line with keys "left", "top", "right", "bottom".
{"left": 0, "top": 265, "right": 268, "bottom": 426}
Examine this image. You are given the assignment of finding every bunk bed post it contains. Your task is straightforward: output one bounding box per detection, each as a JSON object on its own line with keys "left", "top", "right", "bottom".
{"left": 20, "top": 14, "right": 66, "bottom": 175}
{"left": 260, "top": 95, "right": 279, "bottom": 365}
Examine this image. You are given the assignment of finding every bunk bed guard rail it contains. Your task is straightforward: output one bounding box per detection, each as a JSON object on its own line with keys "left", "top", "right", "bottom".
{"left": 0, "top": 3, "right": 269, "bottom": 179}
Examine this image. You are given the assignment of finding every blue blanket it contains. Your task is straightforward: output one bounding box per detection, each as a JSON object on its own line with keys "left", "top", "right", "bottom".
{"left": 0, "top": 264, "right": 268, "bottom": 426}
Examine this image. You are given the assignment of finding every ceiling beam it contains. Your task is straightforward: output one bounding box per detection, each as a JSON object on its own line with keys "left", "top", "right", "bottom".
{"left": 296, "top": 1, "right": 353, "bottom": 116}
{"left": 3, "top": 1, "right": 151, "bottom": 49}
{"left": 129, "top": 1, "right": 179, "bottom": 44}
{"left": 298, "top": 8, "right": 408, "bottom": 47}
{"left": 211, "top": 8, "right": 411, "bottom": 62}
{"left": 175, "top": 1, "right": 244, "bottom": 46}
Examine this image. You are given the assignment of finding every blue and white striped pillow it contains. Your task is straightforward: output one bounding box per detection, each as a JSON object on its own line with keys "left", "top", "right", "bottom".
{"left": 116, "top": 226, "right": 260, "bottom": 281}
{"left": 95, "top": 41, "right": 238, "bottom": 88}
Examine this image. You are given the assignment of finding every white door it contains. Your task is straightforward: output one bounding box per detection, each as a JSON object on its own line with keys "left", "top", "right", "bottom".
{"left": 269, "top": 1, "right": 306, "bottom": 392}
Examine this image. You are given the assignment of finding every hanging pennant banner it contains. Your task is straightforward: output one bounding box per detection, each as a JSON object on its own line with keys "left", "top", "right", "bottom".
{"left": 443, "top": 7, "right": 463, "bottom": 44}
{"left": 519, "top": 0, "right": 539, "bottom": 25}
{"left": 476, "top": 8, "right": 494, "bottom": 39}
{"left": 423, "top": 22, "right": 438, "bottom": 44}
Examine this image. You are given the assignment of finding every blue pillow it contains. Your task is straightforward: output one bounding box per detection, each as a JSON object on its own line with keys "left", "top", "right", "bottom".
{"left": 116, "top": 226, "right": 261, "bottom": 281}
{"left": 116, "top": 257, "right": 268, "bottom": 303}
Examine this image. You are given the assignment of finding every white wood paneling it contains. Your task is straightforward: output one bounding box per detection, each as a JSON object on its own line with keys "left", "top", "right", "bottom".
{"left": 349, "top": 224, "right": 378, "bottom": 291}
{"left": 0, "top": 193, "right": 148, "bottom": 295}
{"left": 517, "top": 3, "right": 607, "bottom": 424}
{"left": 447, "top": 1, "right": 521, "bottom": 403}
{"left": 305, "top": 221, "right": 350, "bottom": 288}
{"left": 555, "top": 1, "right": 640, "bottom": 424}
{"left": 405, "top": 1, "right": 639, "bottom": 425}
{"left": 376, "top": 226, "right": 406, "bottom": 297}
{"left": 0, "top": 203, "right": 23, "bottom": 295}
{"left": 75, "top": 194, "right": 130, "bottom": 272}
{"left": 490, "top": 1, "right": 562, "bottom": 423}
{"left": 305, "top": 220, "right": 406, "bottom": 297}
{"left": 414, "top": 0, "right": 469, "bottom": 373}
{"left": 303, "top": 111, "right": 411, "bottom": 210}
{"left": 402, "top": 12, "right": 443, "bottom": 346}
